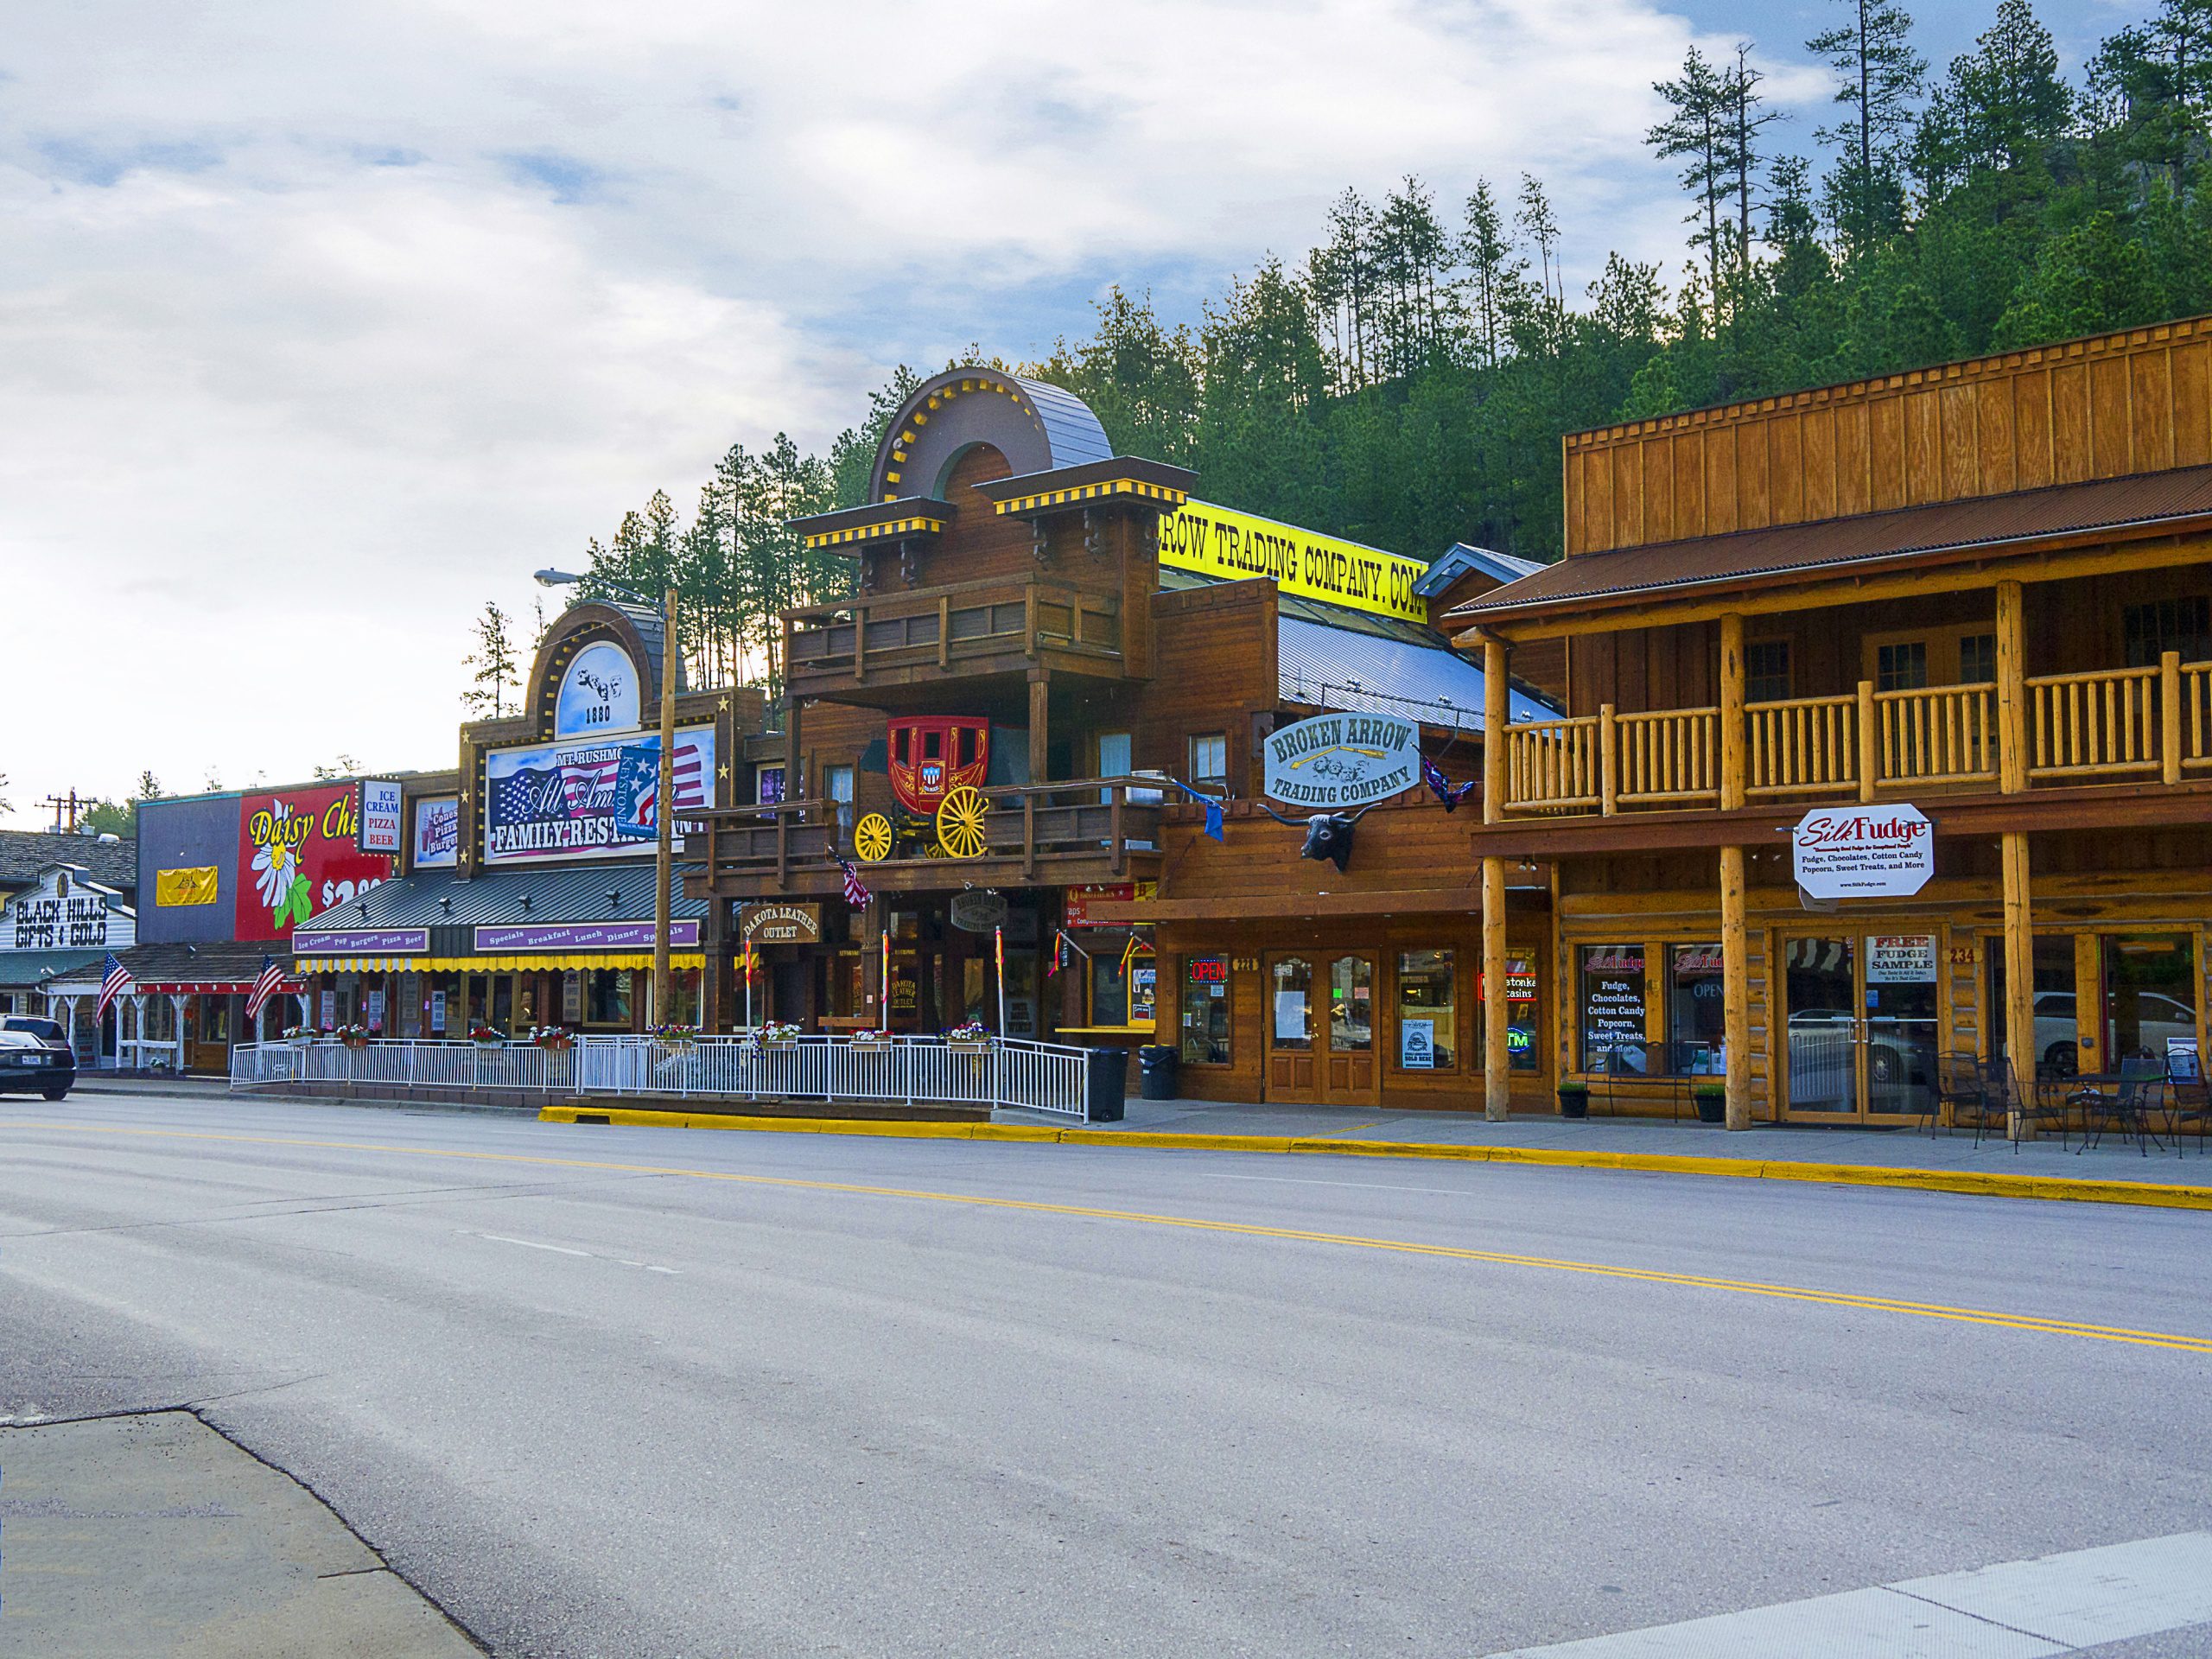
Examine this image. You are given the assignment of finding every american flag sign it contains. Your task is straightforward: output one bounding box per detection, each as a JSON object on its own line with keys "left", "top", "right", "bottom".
{"left": 245, "top": 955, "right": 287, "bottom": 1023}
{"left": 836, "top": 855, "right": 872, "bottom": 909}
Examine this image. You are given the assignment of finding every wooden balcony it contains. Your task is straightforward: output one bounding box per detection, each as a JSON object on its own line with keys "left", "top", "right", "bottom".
{"left": 1499, "top": 655, "right": 2212, "bottom": 819}
{"left": 689, "top": 778, "right": 1166, "bottom": 899}
{"left": 785, "top": 575, "right": 1125, "bottom": 698}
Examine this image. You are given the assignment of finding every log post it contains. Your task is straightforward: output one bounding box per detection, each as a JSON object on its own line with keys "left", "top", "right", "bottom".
{"left": 1718, "top": 613, "right": 1751, "bottom": 1129}
{"left": 1856, "top": 679, "right": 1878, "bottom": 802}
{"left": 1996, "top": 578, "right": 2031, "bottom": 1135}
{"left": 2162, "top": 649, "right": 2183, "bottom": 785}
{"left": 1483, "top": 856, "right": 1510, "bottom": 1121}
{"left": 1482, "top": 634, "right": 1507, "bottom": 824}
{"left": 1997, "top": 579, "right": 2026, "bottom": 794}
{"left": 1027, "top": 670, "right": 1050, "bottom": 785}
{"left": 1599, "top": 705, "right": 1618, "bottom": 816}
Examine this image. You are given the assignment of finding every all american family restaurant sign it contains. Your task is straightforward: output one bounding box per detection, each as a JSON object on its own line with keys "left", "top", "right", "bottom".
{"left": 1792, "top": 804, "right": 1934, "bottom": 899}
{"left": 1263, "top": 712, "right": 1421, "bottom": 809}
{"left": 483, "top": 726, "right": 715, "bottom": 865}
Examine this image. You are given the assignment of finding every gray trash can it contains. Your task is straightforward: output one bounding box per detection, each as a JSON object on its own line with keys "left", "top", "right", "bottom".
{"left": 1139, "top": 1045, "right": 1179, "bottom": 1100}
{"left": 1085, "top": 1047, "right": 1129, "bottom": 1122}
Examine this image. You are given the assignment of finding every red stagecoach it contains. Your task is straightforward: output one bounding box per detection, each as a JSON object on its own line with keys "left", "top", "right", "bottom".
{"left": 887, "top": 716, "right": 990, "bottom": 815}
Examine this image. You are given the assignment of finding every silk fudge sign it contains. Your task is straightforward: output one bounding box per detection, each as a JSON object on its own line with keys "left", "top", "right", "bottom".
{"left": 482, "top": 726, "right": 715, "bottom": 865}
{"left": 1792, "top": 804, "right": 1934, "bottom": 899}
{"left": 1263, "top": 712, "right": 1419, "bottom": 809}
{"left": 234, "top": 785, "right": 396, "bottom": 943}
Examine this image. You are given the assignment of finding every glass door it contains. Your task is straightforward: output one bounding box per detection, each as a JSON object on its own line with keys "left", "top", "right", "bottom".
{"left": 1323, "top": 954, "right": 1380, "bottom": 1103}
{"left": 1783, "top": 933, "right": 1941, "bottom": 1121}
{"left": 1265, "top": 955, "right": 1318, "bottom": 1102}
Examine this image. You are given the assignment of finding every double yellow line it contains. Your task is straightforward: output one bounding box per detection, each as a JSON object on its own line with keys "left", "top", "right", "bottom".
{"left": 10, "top": 1122, "right": 2210, "bottom": 1355}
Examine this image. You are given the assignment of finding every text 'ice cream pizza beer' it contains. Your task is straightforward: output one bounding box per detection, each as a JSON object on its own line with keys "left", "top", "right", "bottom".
{"left": 1791, "top": 804, "right": 1935, "bottom": 899}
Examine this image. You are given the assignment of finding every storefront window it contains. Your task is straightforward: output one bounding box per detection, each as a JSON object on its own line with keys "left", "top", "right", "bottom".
{"left": 1987, "top": 935, "right": 2079, "bottom": 1075}
{"left": 588, "top": 969, "right": 632, "bottom": 1027}
{"left": 2102, "top": 935, "right": 2196, "bottom": 1070}
{"left": 1180, "top": 956, "right": 1230, "bottom": 1065}
{"left": 1478, "top": 953, "right": 1540, "bottom": 1072}
{"left": 1329, "top": 957, "right": 1373, "bottom": 1051}
{"left": 200, "top": 997, "right": 232, "bottom": 1043}
{"left": 1271, "top": 958, "right": 1313, "bottom": 1051}
{"left": 1395, "top": 949, "right": 1455, "bottom": 1070}
{"left": 1580, "top": 944, "right": 1646, "bottom": 1072}
{"left": 1668, "top": 944, "right": 1725, "bottom": 1074}
{"left": 1090, "top": 956, "right": 1130, "bottom": 1027}
{"left": 1130, "top": 957, "right": 1156, "bottom": 1024}
{"left": 670, "top": 969, "right": 701, "bottom": 1027}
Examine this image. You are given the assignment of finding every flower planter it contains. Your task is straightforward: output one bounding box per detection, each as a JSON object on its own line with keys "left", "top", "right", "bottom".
{"left": 1557, "top": 1085, "right": 1590, "bottom": 1120}
{"left": 1692, "top": 1089, "right": 1727, "bottom": 1124}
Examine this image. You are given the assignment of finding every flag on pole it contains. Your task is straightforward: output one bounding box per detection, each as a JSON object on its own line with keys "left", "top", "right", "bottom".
{"left": 96, "top": 951, "right": 131, "bottom": 1024}
{"left": 994, "top": 924, "right": 1004, "bottom": 976}
{"left": 1169, "top": 779, "right": 1225, "bottom": 842}
{"left": 880, "top": 926, "right": 891, "bottom": 1005}
{"left": 1421, "top": 755, "right": 1478, "bottom": 812}
{"left": 836, "top": 854, "right": 872, "bottom": 909}
{"left": 1118, "top": 932, "right": 1141, "bottom": 980}
{"left": 245, "top": 954, "right": 286, "bottom": 1022}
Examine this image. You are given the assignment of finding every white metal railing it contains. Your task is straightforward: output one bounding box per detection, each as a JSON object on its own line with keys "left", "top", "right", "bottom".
{"left": 230, "top": 1033, "right": 1098, "bottom": 1120}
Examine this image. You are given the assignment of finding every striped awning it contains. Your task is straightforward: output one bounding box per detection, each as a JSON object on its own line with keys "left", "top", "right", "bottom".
{"left": 294, "top": 953, "right": 705, "bottom": 974}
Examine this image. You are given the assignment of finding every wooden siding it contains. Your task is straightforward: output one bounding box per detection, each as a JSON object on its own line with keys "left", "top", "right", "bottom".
{"left": 1564, "top": 317, "right": 2212, "bottom": 556}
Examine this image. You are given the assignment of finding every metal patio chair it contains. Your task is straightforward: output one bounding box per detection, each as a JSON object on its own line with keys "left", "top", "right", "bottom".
{"left": 2005, "top": 1065, "right": 2073, "bottom": 1154}
{"left": 2082, "top": 1057, "right": 2165, "bottom": 1156}
{"left": 2166, "top": 1071, "right": 2210, "bottom": 1158}
{"left": 1935, "top": 1052, "right": 1995, "bottom": 1142}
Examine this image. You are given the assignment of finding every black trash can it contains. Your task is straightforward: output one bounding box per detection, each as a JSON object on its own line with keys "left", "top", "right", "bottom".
{"left": 1085, "top": 1047, "right": 1129, "bottom": 1122}
{"left": 1139, "top": 1044, "right": 1179, "bottom": 1101}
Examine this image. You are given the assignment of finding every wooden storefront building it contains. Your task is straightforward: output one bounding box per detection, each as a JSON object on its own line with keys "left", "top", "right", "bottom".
{"left": 1455, "top": 316, "right": 2212, "bottom": 1127}
{"left": 692, "top": 368, "right": 1562, "bottom": 1107}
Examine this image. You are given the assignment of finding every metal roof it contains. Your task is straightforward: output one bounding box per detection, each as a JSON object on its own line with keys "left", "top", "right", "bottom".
{"left": 1415, "top": 543, "right": 1545, "bottom": 597}
{"left": 1451, "top": 464, "right": 2212, "bottom": 622}
{"left": 0, "top": 948, "right": 106, "bottom": 990}
{"left": 1011, "top": 374, "right": 1114, "bottom": 469}
{"left": 1278, "top": 614, "right": 1555, "bottom": 733}
{"left": 291, "top": 863, "right": 709, "bottom": 933}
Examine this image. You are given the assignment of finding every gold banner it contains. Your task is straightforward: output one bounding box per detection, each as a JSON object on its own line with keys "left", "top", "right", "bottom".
{"left": 155, "top": 866, "right": 219, "bottom": 907}
{"left": 1157, "top": 499, "right": 1428, "bottom": 624}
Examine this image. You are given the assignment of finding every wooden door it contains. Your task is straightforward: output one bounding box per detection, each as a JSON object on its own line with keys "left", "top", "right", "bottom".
{"left": 1264, "top": 954, "right": 1319, "bottom": 1102}
{"left": 1321, "top": 953, "right": 1382, "bottom": 1104}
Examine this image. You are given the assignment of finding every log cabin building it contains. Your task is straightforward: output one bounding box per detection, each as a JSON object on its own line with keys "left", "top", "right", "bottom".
{"left": 690, "top": 367, "right": 1565, "bottom": 1108}
{"left": 1454, "top": 316, "right": 2212, "bottom": 1128}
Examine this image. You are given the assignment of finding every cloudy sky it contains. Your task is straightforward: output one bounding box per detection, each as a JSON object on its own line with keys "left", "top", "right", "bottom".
{"left": 0, "top": 0, "right": 2128, "bottom": 827}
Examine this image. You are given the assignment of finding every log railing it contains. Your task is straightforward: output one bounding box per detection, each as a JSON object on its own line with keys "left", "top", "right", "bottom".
{"left": 2026, "top": 664, "right": 2163, "bottom": 780}
{"left": 785, "top": 574, "right": 1122, "bottom": 689}
{"left": 1500, "top": 657, "right": 2212, "bottom": 816}
{"left": 1875, "top": 682, "right": 1998, "bottom": 786}
{"left": 1745, "top": 693, "right": 1859, "bottom": 798}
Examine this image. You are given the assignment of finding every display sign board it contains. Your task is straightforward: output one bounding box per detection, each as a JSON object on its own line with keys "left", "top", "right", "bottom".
{"left": 293, "top": 928, "right": 429, "bottom": 957}
{"left": 1792, "top": 804, "right": 1934, "bottom": 899}
{"left": 1262, "top": 712, "right": 1421, "bottom": 809}
{"left": 358, "top": 780, "right": 404, "bottom": 855}
{"left": 1866, "top": 934, "right": 1938, "bottom": 982}
{"left": 6, "top": 870, "right": 122, "bottom": 951}
{"left": 1159, "top": 499, "right": 1428, "bottom": 624}
{"left": 1580, "top": 944, "right": 1646, "bottom": 1065}
{"left": 482, "top": 725, "right": 715, "bottom": 866}
{"left": 473, "top": 920, "right": 702, "bottom": 951}
{"left": 949, "top": 891, "right": 1008, "bottom": 933}
{"left": 741, "top": 904, "right": 822, "bottom": 944}
{"left": 412, "top": 796, "right": 460, "bottom": 869}
{"left": 1064, "top": 882, "right": 1156, "bottom": 925}
{"left": 1401, "top": 1018, "right": 1435, "bottom": 1069}
{"left": 555, "top": 641, "right": 640, "bottom": 737}
{"left": 156, "top": 866, "right": 219, "bottom": 907}
{"left": 235, "top": 784, "right": 396, "bottom": 943}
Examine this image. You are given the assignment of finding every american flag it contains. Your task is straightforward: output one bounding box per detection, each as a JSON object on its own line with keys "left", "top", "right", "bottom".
{"left": 96, "top": 951, "right": 131, "bottom": 1023}
{"left": 836, "top": 855, "right": 872, "bottom": 909}
{"left": 245, "top": 954, "right": 287, "bottom": 1022}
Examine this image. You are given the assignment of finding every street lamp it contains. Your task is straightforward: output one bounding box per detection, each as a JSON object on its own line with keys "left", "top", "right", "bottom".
{"left": 536, "top": 569, "right": 682, "bottom": 1033}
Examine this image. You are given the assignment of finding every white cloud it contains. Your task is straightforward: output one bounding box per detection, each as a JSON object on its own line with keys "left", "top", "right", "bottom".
{"left": 0, "top": 0, "right": 1827, "bottom": 822}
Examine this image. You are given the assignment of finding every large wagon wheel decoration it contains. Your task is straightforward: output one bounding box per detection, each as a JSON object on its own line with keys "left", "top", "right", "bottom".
{"left": 852, "top": 812, "right": 894, "bottom": 863}
{"left": 933, "top": 786, "right": 989, "bottom": 859}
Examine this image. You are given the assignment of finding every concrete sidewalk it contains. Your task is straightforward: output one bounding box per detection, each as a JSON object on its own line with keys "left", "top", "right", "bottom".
{"left": 0, "top": 1412, "right": 480, "bottom": 1656}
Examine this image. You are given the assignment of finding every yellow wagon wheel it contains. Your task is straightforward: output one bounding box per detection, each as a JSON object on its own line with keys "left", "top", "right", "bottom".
{"left": 853, "top": 812, "right": 894, "bottom": 863}
{"left": 934, "top": 786, "right": 989, "bottom": 859}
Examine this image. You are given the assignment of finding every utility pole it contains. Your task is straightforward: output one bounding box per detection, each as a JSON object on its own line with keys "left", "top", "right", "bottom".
{"left": 654, "top": 587, "right": 679, "bottom": 1031}
{"left": 39, "top": 791, "right": 86, "bottom": 833}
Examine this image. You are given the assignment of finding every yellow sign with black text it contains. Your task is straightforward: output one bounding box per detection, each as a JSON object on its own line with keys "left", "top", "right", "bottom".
{"left": 1157, "top": 499, "right": 1428, "bottom": 625}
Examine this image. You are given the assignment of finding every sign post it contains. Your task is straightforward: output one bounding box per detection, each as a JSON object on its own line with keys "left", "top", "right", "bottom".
{"left": 1791, "top": 804, "right": 1934, "bottom": 900}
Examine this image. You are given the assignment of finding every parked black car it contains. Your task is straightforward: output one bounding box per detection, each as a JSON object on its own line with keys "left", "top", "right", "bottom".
{"left": 0, "top": 1027, "right": 74, "bottom": 1099}
{"left": 2, "top": 1016, "right": 68, "bottom": 1046}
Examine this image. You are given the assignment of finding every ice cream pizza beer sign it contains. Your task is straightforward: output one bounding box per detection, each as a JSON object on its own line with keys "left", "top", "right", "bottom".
{"left": 1792, "top": 804, "right": 1934, "bottom": 899}
{"left": 1262, "top": 712, "right": 1419, "bottom": 809}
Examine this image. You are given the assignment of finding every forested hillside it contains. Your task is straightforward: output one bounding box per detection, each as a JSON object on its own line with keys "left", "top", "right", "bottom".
{"left": 532, "top": 0, "right": 2212, "bottom": 697}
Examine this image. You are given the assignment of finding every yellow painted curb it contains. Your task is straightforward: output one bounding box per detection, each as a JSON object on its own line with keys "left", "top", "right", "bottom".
{"left": 532, "top": 1106, "right": 2212, "bottom": 1211}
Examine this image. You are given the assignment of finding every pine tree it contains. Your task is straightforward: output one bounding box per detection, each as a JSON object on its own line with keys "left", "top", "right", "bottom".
{"left": 1516, "top": 174, "right": 1563, "bottom": 311}
{"left": 1915, "top": 0, "right": 2070, "bottom": 186}
{"left": 1808, "top": 0, "right": 1927, "bottom": 251}
{"left": 1649, "top": 48, "right": 1735, "bottom": 308}
{"left": 1459, "top": 180, "right": 1525, "bottom": 369}
{"left": 462, "top": 601, "right": 520, "bottom": 719}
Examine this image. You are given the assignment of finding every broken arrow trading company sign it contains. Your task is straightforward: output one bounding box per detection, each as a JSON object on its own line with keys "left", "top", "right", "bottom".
{"left": 1262, "top": 712, "right": 1420, "bottom": 809}
{"left": 1792, "top": 804, "right": 1935, "bottom": 899}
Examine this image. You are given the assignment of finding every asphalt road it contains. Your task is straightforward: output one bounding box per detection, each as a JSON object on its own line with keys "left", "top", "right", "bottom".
{"left": 3, "top": 1090, "right": 2209, "bottom": 1658}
